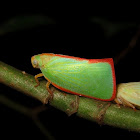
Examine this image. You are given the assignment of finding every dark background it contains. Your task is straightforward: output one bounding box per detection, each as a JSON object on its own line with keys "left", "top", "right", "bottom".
{"left": 0, "top": 9, "right": 140, "bottom": 139}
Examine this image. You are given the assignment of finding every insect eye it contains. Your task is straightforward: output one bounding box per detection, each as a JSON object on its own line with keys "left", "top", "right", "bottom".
{"left": 33, "top": 60, "right": 38, "bottom": 66}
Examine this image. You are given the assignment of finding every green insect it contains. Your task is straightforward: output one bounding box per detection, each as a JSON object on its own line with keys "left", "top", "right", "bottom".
{"left": 115, "top": 82, "right": 140, "bottom": 110}
{"left": 31, "top": 53, "right": 116, "bottom": 101}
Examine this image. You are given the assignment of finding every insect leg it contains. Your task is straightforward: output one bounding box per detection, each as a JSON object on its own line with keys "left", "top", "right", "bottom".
{"left": 46, "top": 81, "right": 54, "bottom": 100}
{"left": 114, "top": 98, "right": 121, "bottom": 108}
{"left": 46, "top": 81, "right": 53, "bottom": 94}
{"left": 120, "top": 96, "right": 136, "bottom": 110}
{"left": 34, "top": 73, "right": 44, "bottom": 87}
{"left": 116, "top": 96, "right": 136, "bottom": 110}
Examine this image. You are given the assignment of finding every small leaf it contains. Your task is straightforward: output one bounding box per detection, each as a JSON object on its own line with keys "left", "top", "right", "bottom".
{"left": 0, "top": 15, "right": 55, "bottom": 35}
{"left": 90, "top": 17, "right": 138, "bottom": 38}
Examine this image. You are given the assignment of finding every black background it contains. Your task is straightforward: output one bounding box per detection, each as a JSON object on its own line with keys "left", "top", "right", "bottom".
{"left": 0, "top": 8, "right": 140, "bottom": 139}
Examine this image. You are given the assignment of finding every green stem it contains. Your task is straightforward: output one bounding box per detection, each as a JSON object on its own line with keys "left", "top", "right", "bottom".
{"left": 0, "top": 61, "right": 140, "bottom": 132}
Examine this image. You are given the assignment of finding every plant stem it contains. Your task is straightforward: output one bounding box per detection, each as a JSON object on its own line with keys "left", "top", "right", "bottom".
{"left": 0, "top": 61, "right": 140, "bottom": 132}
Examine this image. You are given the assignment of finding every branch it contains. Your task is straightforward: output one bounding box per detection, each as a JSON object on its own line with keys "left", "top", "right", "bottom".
{"left": 0, "top": 61, "right": 140, "bottom": 133}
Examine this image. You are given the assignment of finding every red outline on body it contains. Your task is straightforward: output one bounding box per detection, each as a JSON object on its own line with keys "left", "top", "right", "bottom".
{"left": 41, "top": 53, "right": 116, "bottom": 101}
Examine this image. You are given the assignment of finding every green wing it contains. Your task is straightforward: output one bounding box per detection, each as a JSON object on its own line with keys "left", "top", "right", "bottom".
{"left": 40, "top": 56, "right": 113, "bottom": 100}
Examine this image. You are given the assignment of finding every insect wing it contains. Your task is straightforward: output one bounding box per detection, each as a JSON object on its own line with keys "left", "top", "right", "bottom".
{"left": 40, "top": 56, "right": 115, "bottom": 101}
{"left": 117, "top": 82, "right": 140, "bottom": 107}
